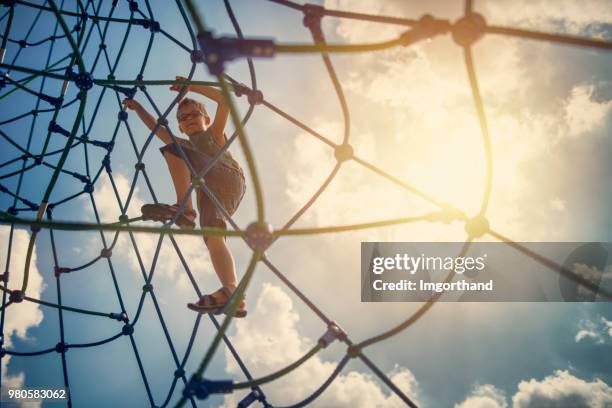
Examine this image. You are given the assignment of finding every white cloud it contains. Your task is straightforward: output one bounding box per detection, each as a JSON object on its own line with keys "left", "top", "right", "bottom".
{"left": 85, "top": 172, "right": 214, "bottom": 290}
{"left": 575, "top": 329, "right": 601, "bottom": 343}
{"left": 512, "top": 370, "right": 612, "bottom": 408}
{"left": 564, "top": 85, "right": 612, "bottom": 137}
{"left": 222, "top": 284, "right": 420, "bottom": 407}
{"left": 575, "top": 316, "right": 612, "bottom": 344}
{"left": 0, "top": 226, "right": 45, "bottom": 407}
{"left": 479, "top": 0, "right": 612, "bottom": 34}
{"left": 456, "top": 371, "right": 612, "bottom": 408}
{"left": 284, "top": 0, "right": 612, "bottom": 245}
{"left": 455, "top": 384, "right": 508, "bottom": 408}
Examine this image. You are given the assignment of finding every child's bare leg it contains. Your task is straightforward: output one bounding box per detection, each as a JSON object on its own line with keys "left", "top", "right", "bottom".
{"left": 205, "top": 236, "right": 237, "bottom": 291}
{"left": 162, "top": 151, "right": 194, "bottom": 211}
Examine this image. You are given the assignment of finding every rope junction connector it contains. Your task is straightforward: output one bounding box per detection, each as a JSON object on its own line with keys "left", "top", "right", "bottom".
{"left": 66, "top": 69, "right": 94, "bottom": 91}
{"left": 55, "top": 342, "right": 68, "bottom": 354}
{"left": 191, "top": 176, "right": 202, "bottom": 187}
{"left": 346, "top": 344, "right": 361, "bottom": 359}
{"left": 128, "top": 0, "right": 138, "bottom": 12}
{"left": 464, "top": 214, "right": 489, "bottom": 239}
{"left": 100, "top": 248, "right": 112, "bottom": 258}
{"left": 452, "top": 13, "right": 486, "bottom": 47}
{"left": 334, "top": 143, "right": 353, "bottom": 163}
{"left": 183, "top": 375, "right": 233, "bottom": 400}
{"left": 245, "top": 222, "right": 274, "bottom": 252}
{"left": 118, "top": 110, "right": 128, "bottom": 121}
{"left": 238, "top": 388, "right": 267, "bottom": 408}
{"left": 318, "top": 321, "right": 348, "bottom": 348}
{"left": 54, "top": 266, "right": 71, "bottom": 278}
{"left": 302, "top": 4, "right": 325, "bottom": 42}
{"left": 248, "top": 90, "right": 263, "bottom": 105}
{"left": 83, "top": 182, "right": 94, "bottom": 193}
{"left": 9, "top": 289, "right": 24, "bottom": 303}
{"left": 196, "top": 31, "right": 275, "bottom": 75}
{"left": 122, "top": 324, "right": 134, "bottom": 336}
{"left": 0, "top": 0, "right": 17, "bottom": 7}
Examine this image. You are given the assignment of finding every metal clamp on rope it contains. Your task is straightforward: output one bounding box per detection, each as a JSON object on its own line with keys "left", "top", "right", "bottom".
{"left": 111, "top": 85, "right": 137, "bottom": 99}
{"left": 48, "top": 121, "right": 70, "bottom": 137}
{"left": 182, "top": 375, "right": 234, "bottom": 400}
{"left": 232, "top": 83, "right": 264, "bottom": 105}
{"left": 302, "top": 4, "right": 325, "bottom": 42}
{"left": 91, "top": 140, "right": 114, "bottom": 151}
{"left": 102, "top": 154, "right": 112, "bottom": 173}
{"left": 65, "top": 68, "right": 94, "bottom": 91}
{"left": 70, "top": 172, "right": 89, "bottom": 183}
{"left": 109, "top": 312, "right": 129, "bottom": 322}
{"left": 130, "top": 19, "right": 161, "bottom": 33}
{"left": 196, "top": 31, "right": 275, "bottom": 75}
{"left": 399, "top": 15, "right": 451, "bottom": 46}
{"left": 54, "top": 266, "right": 71, "bottom": 278}
{"left": 238, "top": 388, "right": 266, "bottom": 408}
{"left": 39, "top": 93, "right": 63, "bottom": 108}
{"left": 318, "top": 321, "right": 348, "bottom": 348}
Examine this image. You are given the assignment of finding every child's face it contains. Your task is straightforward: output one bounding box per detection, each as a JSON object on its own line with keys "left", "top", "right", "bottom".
{"left": 177, "top": 103, "right": 209, "bottom": 137}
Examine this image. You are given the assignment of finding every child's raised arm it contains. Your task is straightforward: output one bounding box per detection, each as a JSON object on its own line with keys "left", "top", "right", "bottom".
{"left": 122, "top": 98, "right": 173, "bottom": 145}
{"left": 170, "top": 76, "right": 228, "bottom": 146}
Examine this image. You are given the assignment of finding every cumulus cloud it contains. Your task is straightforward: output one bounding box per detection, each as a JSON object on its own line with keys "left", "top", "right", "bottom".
{"left": 222, "top": 284, "right": 420, "bottom": 407}
{"left": 512, "top": 370, "right": 612, "bottom": 408}
{"left": 283, "top": 0, "right": 612, "bottom": 245}
{"left": 478, "top": 0, "right": 612, "bottom": 35}
{"left": 564, "top": 85, "right": 612, "bottom": 137}
{"left": 457, "top": 371, "right": 612, "bottom": 408}
{"left": 455, "top": 384, "right": 508, "bottom": 408}
{"left": 0, "top": 226, "right": 45, "bottom": 406}
{"left": 84, "top": 172, "right": 214, "bottom": 289}
{"left": 575, "top": 316, "right": 612, "bottom": 344}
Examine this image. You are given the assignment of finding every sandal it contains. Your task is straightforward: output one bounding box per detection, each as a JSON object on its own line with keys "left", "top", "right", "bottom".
{"left": 187, "top": 287, "right": 247, "bottom": 318}
{"left": 141, "top": 203, "right": 196, "bottom": 228}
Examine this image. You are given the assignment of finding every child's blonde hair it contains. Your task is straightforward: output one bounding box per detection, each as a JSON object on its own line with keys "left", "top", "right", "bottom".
{"left": 177, "top": 97, "right": 208, "bottom": 119}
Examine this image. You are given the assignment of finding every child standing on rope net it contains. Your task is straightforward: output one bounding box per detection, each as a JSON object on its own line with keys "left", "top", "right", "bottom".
{"left": 122, "top": 76, "right": 247, "bottom": 317}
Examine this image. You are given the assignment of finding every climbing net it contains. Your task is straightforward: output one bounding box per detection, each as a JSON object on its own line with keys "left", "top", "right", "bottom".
{"left": 1, "top": 0, "right": 611, "bottom": 407}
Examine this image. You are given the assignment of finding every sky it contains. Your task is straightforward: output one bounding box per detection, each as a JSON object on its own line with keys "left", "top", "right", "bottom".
{"left": 1, "top": 0, "right": 612, "bottom": 407}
